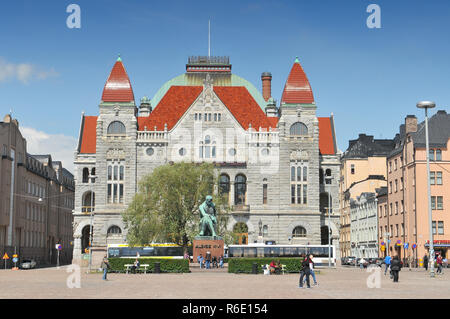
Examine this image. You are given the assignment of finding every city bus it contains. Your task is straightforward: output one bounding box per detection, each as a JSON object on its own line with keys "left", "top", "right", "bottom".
{"left": 228, "top": 244, "right": 336, "bottom": 267}
{"left": 107, "top": 243, "right": 192, "bottom": 259}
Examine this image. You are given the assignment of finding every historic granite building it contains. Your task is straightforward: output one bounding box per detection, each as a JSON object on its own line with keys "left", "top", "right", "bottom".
{"left": 72, "top": 55, "right": 340, "bottom": 265}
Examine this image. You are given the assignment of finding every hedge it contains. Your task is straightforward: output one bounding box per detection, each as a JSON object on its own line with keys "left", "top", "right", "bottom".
{"left": 228, "top": 258, "right": 304, "bottom": 274}
{"left": 108, "top": 258, "right": 190, "bottom": 273}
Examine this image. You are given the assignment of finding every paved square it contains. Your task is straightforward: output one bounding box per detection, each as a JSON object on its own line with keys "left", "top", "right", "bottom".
{"left": 0, "top": 265, "right": 448, "bottom": 299}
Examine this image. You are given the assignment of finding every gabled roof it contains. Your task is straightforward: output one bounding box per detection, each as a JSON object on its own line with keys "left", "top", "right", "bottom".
{"left": 138, "top": 86, "right": 203, "bottom": 131}
{"left": 79, "top": 116, "right": 97, "bottom": 154}
{"left": 213, "top": 86, "right": 278, "bottom": 130}
{"left": 318, "top": 117, "right": 336, "bottom": 155}
{"left": 101, "top": 58, "right": 135, "bottom": 103}
{"left": 281, "top": 58, "right": 314, "bottom": 105}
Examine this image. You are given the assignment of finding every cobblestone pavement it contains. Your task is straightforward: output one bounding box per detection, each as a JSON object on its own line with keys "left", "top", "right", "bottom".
{"left": 0, "top": 265, "right": 448, "bottom": 299}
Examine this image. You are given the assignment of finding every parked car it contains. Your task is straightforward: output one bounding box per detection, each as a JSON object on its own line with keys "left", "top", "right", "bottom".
{"left": 347, "top": 256, "right": 356, "bottom": 265}
{"left": 20, "top": 259, "right": 37, "bottom": 269}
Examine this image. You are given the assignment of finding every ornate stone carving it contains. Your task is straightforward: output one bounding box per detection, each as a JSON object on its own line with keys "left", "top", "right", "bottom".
{"left": 290, "top": 150, "right": 309, "bottom": 161}
{"left": 113, "top": 104, "right": 120, "bottom": 116}
{"left": 106, "top": 148, "right": 126, "bottom": 159}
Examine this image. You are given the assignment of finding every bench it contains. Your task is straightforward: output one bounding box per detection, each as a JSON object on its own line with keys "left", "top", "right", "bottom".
{"left": 124, "top": 264, "right": 150, "bottom": 274}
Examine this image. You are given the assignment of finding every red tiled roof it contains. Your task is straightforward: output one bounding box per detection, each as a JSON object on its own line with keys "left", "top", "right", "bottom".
{"left": 101, "top": 60, "right": 135, "bottom": 102}
{"left": 281, "top": 60, "right": 314, "bottom": 104}
{"left": 318, "top": 117, "right": 336, "bottom": 155}
{"left": 79, "top": 116, "right": 97, "bottom": 154}
{"left": 214, "top": 86, "right": 277, "bottom": 130}
{"left": 138, "top": 86, "right": 203, "bottom": 131}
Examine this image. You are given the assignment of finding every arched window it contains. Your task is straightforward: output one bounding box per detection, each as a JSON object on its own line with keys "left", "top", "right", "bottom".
{"left": 107, "top": 121, "right": 126, "bottom": 135}
{"left": 292, "top": 226, "right": 307, "bottom": 238}
{"left": 91, "top": 168, "right": 96, "bottom": 183}
{"left": 290, "top": 122, "right": 308, "bottom": 135}
{"left": 263, "top": 225, "right": 268, "bottom": 236}
{"left": 82, "top": 167, "right": 89, "bottom": 183}
{"left": 234, "top": 174, "right": 247, "bottom": 205}
{"left": 82, "top": 191, "right": 95, "bottom": 213}
{"left": 107, "top": 225, "right": 122, "bottom": 235}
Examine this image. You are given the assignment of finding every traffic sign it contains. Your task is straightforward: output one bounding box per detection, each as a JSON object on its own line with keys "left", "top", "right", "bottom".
{"left": 2, "top": 253, "right": 9, "bottom": 260}
{"left": 12, "top": 257, "right": 18, "bottom": 263}
{"left": 12, "top": 254, "right": 18, "bottom": 258}
{"left": 56, "top": 244, "right": 62, "bottom": 251}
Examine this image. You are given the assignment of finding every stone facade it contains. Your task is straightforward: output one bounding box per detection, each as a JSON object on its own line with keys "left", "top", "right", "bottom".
{"left": 0, "top": 114, "right": 74, "bottom": 267}
{"left": 72, "top": 56, "right": 341, "bottom": 266}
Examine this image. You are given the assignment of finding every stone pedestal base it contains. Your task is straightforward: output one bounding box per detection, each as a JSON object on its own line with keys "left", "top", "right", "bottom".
{"left": 193, "top": 237, "right": 224, "bottom": 263}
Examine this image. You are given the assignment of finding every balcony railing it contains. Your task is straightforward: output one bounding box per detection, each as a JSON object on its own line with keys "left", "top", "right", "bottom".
{"left": 137, "top": 131, "right": 168, "bottom": 142}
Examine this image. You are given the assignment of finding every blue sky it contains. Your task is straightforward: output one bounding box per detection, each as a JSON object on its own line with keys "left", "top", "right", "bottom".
{"left": 1, "top": 0, "right": 449, "bottom": 171}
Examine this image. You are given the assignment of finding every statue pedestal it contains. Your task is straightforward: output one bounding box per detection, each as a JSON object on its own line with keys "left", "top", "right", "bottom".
{"left": 193, "top": 236, "right": 224, "bottom": 263}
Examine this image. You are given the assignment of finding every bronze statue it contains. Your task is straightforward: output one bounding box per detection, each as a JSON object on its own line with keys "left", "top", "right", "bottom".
{"left": 198, "top": 195, "right": 217, "bottom": 237}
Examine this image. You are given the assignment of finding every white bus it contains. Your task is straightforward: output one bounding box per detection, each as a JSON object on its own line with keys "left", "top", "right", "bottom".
{"left": 107, "top": 243, "right": 192, "bottom": 259}
{"left": 228, "top": 244, "right": 336, "bottom": 267}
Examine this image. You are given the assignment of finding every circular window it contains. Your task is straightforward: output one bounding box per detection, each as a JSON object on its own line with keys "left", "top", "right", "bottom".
{"left": 179, "top": 148, "right": 186, "bottom": 156}
{"left": 146, "top": 148, "right": 154, "bottom": 156}
{"left": 261, "top": 148, "right": 270, "bottom": 156}
{"left": 228, "top": 148, "right": 236, "bottom": 156}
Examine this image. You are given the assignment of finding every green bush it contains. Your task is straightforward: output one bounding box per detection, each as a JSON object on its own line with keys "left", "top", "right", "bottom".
{"left": 228, "top": 258, "right": 304, "bottom": 274}
{"left": 108, "top": 258, "right": 190, "bottom": 273}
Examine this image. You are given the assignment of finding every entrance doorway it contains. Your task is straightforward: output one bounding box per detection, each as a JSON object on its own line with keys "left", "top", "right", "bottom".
{"left": 81, "top": 225, "right": 91, "bottom": 254}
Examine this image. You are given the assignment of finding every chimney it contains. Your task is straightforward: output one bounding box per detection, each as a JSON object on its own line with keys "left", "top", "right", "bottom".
{"left": 405, "top": 115, "right": 417, "bottom": 134}
{"left": 261, "top": 72, "right": 272, "bottom": 101}
{"left": 139, "top": 96, "right": 152, "bottom": 117}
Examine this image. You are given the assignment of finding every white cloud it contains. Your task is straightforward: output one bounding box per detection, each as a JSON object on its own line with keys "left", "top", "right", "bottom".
{"left": 21, "top": 127, "right": 77, "bottom": 174}
{"left": 0, "top": 57, "right": 58, "bottom": 84}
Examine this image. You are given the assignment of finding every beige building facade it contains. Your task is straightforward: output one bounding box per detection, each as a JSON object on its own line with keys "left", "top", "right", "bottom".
{"left": 339, "top": 134, "right": 395, "bottom": 258}
{"left": 0, "top": 114, "right": 74, "bottom": 267}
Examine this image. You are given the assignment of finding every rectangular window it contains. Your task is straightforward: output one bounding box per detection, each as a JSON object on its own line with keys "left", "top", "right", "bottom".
{"left": 394, "top": 159, "right": 397, "bottom": 170}
{"left": 199, "top": 113, "right": 202, "bottom": 120}
{"left": 194, "top": 113, "right": 198, "bottom": 121}
{"left": 351, "top": 164, "right": 355, "bottom": 174}
{"left": 113, "top": 166, "right": 118, "bottom": 180}
{"left": 263, "top": 184, "right": 268, "bottom": 204}
{"left": 430, "top": 172, "right": 435, "bottom": 185}
{"left": 401, "top": 200, "right": 404, "bottom": 213}
{"left": 437, "top": 196, "right": 443, "bottom": 210}
{"left": 384, "top": 204, "right": 387, "bottom": 217}
{"left": 291, "top": 167, "right": 295, "bottom": 182}
{"left": 291, "top": 185, "right": 295, "bottom": 204}
{"left": 395, "top": 179, "right": 398, "bottom": 192}
{"left": 438, "top": 221, "right": 444, "bottom": 235}
{"left": 431, "top": 196, "right": 436, "bottom": 210}
{"left": 432, "top": 221, "right": 436, "bottom": 235}
{"left": 303, "top": 166, "right": 307, "bottom": 182}
{"left": 113, "top": 184, "right": 117, "bottom": 203}
{"left": 389, "top": 161, "right": 392, "bottom": 173}
{"left": 390, "top": 203, "right": 392, "bottom": 215}
{"left": 119, "top": 166, "right": 124, "bottom": 181}
{"left": 297, "top": 185, "right": 301, "bottom": 204}
{"left": 218, "top": 114, "right": 221, "bottom": 121}
{"left": 303, "top": 185, "right": 307, "bottom": 204}
{"left": 429, "top": 149, "right": 435, "bottom": 161}
{"left": 119, "top": 184, "right": 124, "bottom": 203}
{"left": 395, "top": 202, "right": 398, "bottom": 215}
{"left": 208, "top": 113, "right": 211, "bottom": 121}
{"left": 436, "top": 149, "right": 442, "bottom": 161}
{"left": 400, "top": 177, "right": 404, "bottom": 190}
{"left": 297, "top": 167, "right": 301, "bottom": 182}
{"left": 389, "top": 182, "right": 392, "bottom": 194}
{"left": 214, "top": 113, "right": 217, "bottom": 121}
{"left": 436, "top": 172, "right": 442, "bottom": 185}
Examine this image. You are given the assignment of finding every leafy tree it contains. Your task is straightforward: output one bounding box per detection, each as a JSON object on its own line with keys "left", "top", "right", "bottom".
{"left": 123, "top": 162, "right": 231, "bottom": 249}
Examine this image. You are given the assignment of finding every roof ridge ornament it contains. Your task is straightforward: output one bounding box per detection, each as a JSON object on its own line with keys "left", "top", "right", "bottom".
{"left": 117, "top": 54, "right": 122, "bottom": 62}
{"left": 295, "top": 56, "right": 300, "bottom": 64}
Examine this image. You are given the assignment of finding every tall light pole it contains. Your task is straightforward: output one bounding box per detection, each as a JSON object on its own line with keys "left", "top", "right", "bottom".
{"left": 417, "top": 101, "right": 436, "bottom": 278}
{"left": 88, "top": 174, "right": 97, "bottom": 273}
{"left": 325, "top": 176, "right": 333, "bottom": 268}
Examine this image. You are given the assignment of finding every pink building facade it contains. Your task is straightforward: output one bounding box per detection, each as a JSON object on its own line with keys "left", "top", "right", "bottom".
{"left": 379, "top": 111, "right": 450, "bottom": 265}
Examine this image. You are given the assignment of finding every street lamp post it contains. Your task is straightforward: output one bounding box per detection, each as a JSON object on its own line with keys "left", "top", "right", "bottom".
{"left": 325, "top": 176, "right": 333, "bottom": 268}
{"left": 88, "top": 175, "right": 97, "bottom": 273}
{"left": 417, "top": 101, "right": 436, "bottom": 278}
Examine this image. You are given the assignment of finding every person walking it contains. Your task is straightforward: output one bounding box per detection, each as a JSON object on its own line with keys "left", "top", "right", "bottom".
{"left": 390, "top": 256, "right": 401, "bottom": 283}
{"left": 436, "top": 254, "right": 443, "bottom": 274}
{"left": 101, "top": 256, "right": 110, "bottom": 281}
{"left": 219, "top": 255, "right": 224, "bottom": 268}
{"left": 423, "top": 254, "right": 429, "bottom": 271}
{"left": 360, "top": 258, "right": 366, "bottom": 270}
{"left": 308, "top": 254, "right": 318, "bottom": 286}
{"left": 384, "top": 255, "right": 391, "bottom": 276}
{"left": 299, "top": 255, "right": 311, "bottom": 288}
